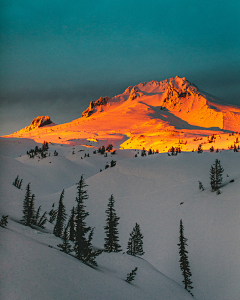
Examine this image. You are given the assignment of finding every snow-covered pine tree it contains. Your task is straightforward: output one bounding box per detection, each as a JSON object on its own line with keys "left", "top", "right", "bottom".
{"left": 104, "top": 194, "right": 122, "bottom": 252}
{"left": 53, "top": 190, "right": 67, "bottom": 237}
{"left": 178, "top": 219, "right": 194, "bottom": 296}
{"left": 0, "top": 215, "right": 8, "bottom": 228}
{"left": 57, "top": 224, "right": 72, "bottom": 254}
{"left": 210, "top": 159, "right": 224, "bottom": 192}
{"left": 126, "top": 223, "right": 144, "bottom": 256}
{"left": 74, "top": 175, "right": 101, "bottom": 265}
{"left": 69, "top": 206, "right": 75, "bottom": 242}
{"left": 125, "top": 267, "right": 138, "bottom": 283}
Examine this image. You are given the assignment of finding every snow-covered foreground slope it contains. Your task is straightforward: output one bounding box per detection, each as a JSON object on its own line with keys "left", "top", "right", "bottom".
{"left": 1, "top": 138, "right": 239, "bottom": 300}
{"left": 0, "top": 222, "right": 193, "bottom": 300}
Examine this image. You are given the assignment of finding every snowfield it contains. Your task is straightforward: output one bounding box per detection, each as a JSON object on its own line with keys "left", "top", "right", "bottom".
{"left": 0, "top": 137, "right": 239, "bottom": 300}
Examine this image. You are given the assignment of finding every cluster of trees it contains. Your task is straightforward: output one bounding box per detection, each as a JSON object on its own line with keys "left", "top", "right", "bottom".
{"left": 140, "top": 148, "right": 158, "bottom": 157}
{"left": 97, "top": 144, "right": 116, "bottom": 155}
{"left": 17, "top": 174, "right": 195, "bottom": 291}
{"left": 51, "top": 176, "right": 102, "bottom": 266}
{"left": 168, "top": 146, "right": 181, "bottom": 156}
{"left": 198, "top": 159, "right": 224, "bottom": 194}
{"left": 27, "top": 141, "right": 49, "bottom": 159}
{"left": 12, "top": 175, "right": 23, "bottom": 189}
{"left": 21, "top": 183, "right": 47, "bottom": 228}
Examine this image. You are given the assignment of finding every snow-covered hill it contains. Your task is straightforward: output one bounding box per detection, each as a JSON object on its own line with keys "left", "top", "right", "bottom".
{"left": 3, "top": 76, "right": 240, "bottom": 152}
{"left": 0, "top": 138, "right": 239, "bottom": 300}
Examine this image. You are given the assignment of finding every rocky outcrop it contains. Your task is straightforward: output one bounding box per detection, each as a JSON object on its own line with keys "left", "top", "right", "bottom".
{"left": 81, "top": 96, "right": 111, "bottom": 118}
{"left": 22, "top": 116, "right": 53, "bottom": 132}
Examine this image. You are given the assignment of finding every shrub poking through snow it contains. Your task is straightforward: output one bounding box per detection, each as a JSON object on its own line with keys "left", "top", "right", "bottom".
{"left": 125, "top": 267, "right": 138, "bottom": 283}
{"left": 198, "top": 181, "right": 205, "bottom": 191}
{"left": 13, "top": 175, "right": 23, "bottom": 189}
{"left": 0, "top": 215, "right": 8, "bottom": 228}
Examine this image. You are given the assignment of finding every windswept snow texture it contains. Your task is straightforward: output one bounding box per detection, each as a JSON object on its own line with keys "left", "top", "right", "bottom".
{"left": 3, "top": 76, "right": 240, "bottom": 153}
{"left": 0, "top": 138, "right": 239, "bottom": 300}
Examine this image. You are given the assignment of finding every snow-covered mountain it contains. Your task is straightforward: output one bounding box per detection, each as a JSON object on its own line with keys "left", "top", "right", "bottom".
{"left": 1, "top": 76, "right": 240, "bottom": 300}
{"left": 3, "top": 76, "right": 240, "bottom": 152}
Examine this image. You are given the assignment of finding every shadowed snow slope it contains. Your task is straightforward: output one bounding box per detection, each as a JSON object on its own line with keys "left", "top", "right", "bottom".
{"left": 0, "top": 137, "right": 239, "bottom": 300}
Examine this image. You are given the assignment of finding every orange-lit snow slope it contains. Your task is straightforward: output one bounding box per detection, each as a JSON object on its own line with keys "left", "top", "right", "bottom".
{"left": 3, "top": 76, "right": 240, "bottom": 152}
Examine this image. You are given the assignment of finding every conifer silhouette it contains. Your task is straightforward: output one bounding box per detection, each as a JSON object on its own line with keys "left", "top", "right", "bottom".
{"left": 210, "top": 159, "right": 224, "bottom": 192}
{"left": 74, "top": 175, "right": 101, "bottom": 265}
{"left": 104, "top": 194, "right": 122, "bottom": 252}
{"left": 53, "top": 190, "right": 67, "bottom": 237}
{"left": 127, "top": 223, "right": 144, "bottom": 256}
{"left": 57, "top": 224, "right": 72, "bottom": 254}
{"left": 178, "top": 219, "right": 194, "bottom": 296}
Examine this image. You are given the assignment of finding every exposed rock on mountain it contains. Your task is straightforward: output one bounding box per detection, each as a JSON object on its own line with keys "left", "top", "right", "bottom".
{"left": 82, "top": 96, "right": 111, "bottom": 118}
{"left": 20, "top": 116, "right": 53, "bottom": 133}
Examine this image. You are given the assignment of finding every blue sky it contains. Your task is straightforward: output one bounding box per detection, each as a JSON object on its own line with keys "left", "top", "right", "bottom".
{"left": 1, "top": 0, "right": 240, "bottom": 135}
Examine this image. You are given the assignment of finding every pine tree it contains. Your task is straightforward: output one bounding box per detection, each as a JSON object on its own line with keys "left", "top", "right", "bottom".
{"left": 53, "top": 190, "right": 67, "bottom": 237}
{"left": 57, "top": 224, "right": 72, "bottom": 254}
{"left": 210, "top": 159, "right": 224, "bottom": 192}
{"left": 178, "top": 219, "right": 193, "bottom": 296}
{"left": 22, "top": 183, "right": 32, "bottom": 225}
{"left": 104, "top": 194, "right": 122, "bottom": 252}
{"left": 127, "top": 223, "right": 144, "bottom": 256}
{"left": 49, "top": 203, "right": 58, "bottom": 224}
{"left": 69, "top": 206, "right": 76, "bottom": 242}
{"left": 28, "top": 194, "right": 36, "bottom": 225}
{"left": 0, "top": 215, "right": 8, "bottom": 228}
{"left": 74, "top": 175, "right": 101, "bottom": 265}
{"left": 125, "top": 267, "right": 138, "bottom": 283}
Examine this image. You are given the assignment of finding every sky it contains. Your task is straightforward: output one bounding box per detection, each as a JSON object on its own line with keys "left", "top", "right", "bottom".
{"left": 0, "top": 0, "right": 240, "bottom": 135}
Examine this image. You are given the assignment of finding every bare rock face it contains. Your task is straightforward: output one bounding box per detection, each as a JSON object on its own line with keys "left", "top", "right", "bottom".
{"left": 128, "top": 87, "right": 144, "bottom": 101}
{"left": 23, "top": 116, "right": 53, "bottom": 132}
{"left": 81, "top": 96, "right": 111, "bottom": 117}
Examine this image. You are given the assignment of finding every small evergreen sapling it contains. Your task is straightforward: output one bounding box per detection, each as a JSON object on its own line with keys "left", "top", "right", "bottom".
{"left": 0, "top": 215, "right": 8, "bottom": 228}
{"left": 178, "top": 219, "right": 194, "bottom": 296}
{"left": 125, "top": 267, "right": 138, "bottom": 283}
{"left": 198, "top": 181, "right": 205, "bottom": 191}
{"left": 127, "top": 223, "right": 144, "bottom": 256}
{"left": 57, "top": 224, "right": 72, "bottom": 254}
{"left": 13, "top": 175, "right": 23, "bottom": 189}
{"left": 104, "top": 194, "right": 122, "bottom": 252}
